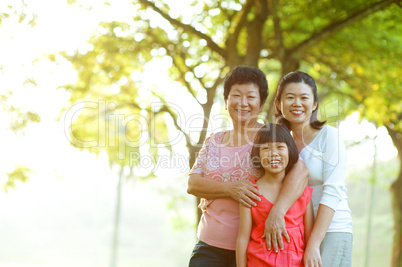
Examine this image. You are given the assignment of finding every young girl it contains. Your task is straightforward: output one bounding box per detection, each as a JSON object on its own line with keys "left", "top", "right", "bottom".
{"left": 236, "top": 123, "right": 314, "bottom": 267}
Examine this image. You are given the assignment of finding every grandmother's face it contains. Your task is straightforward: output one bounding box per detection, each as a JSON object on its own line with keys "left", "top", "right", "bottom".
{"left": 225, "top": 83, "right": 263, "bottom": 126}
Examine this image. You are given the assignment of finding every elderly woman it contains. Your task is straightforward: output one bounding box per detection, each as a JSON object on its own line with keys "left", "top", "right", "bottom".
{"left": 187, "top": 66, "right": 308, "bottom": 267}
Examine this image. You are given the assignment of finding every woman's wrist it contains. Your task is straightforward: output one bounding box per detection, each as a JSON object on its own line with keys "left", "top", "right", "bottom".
{"left": 224, "top": 181, "right": 233, "bottom": 198}
{"left": 269, "top": 204, "right": 286, "bottom": 218}
{"left": 306, "top": 233, "right": 325, "bottom": 248}
{"left": 306, "top": 239, "right": 321, "bottom": 249}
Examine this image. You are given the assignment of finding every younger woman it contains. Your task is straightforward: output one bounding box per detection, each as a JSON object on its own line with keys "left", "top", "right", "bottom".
{"left": 236, "top": 123, "right": 314, "bottom": 266}
{"left": 274, "top": 71, "right": 353, "bottom": 267}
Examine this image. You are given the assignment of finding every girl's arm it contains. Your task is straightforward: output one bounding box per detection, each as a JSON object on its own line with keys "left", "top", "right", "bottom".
{"left": 187, "top": 174, "right": 261, "bottom": 207}
{"left": 263, "top": 159, "right": 308, "bottom": 251}
{"left": 236, "top": 203, "right": 253, "bottom": 267}
{"left": 303, "top": 199, "right": 314, "bottom": 243}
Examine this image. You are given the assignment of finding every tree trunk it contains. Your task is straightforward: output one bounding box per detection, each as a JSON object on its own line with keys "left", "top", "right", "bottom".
{"left": 188, "top": 144, "right": 203, "bottom": 224}
{"left": 391, "top": 166, "right": 402, "bottom": 267}
{"left": 391, "top": 161, "right": 402, "bottom": 267}
{"left": 386, "top": 127, "right": 402, "bottom": 267}
{"left": 281, "top": 55, "right": 300, "bottom": 78}
{"left": 110, "top": 167, "right": 124, "bottom": 267}
{"left": 363, "top": 138, "right": 377, "bottom": 267}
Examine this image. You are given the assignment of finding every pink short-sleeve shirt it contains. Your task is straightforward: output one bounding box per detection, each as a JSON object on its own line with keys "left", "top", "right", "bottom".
{"left": 190, "top": 131, "right": 262, "bottom": 250}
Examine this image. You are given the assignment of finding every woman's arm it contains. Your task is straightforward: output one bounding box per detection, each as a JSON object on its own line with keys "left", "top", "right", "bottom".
{"left": 303, "top": 199, "right": 314, "bottom": 243}
{"left": 187, "top": 174, "right": 261, "bottom": 207}
{"left": 187, "top": 134, "right": 261, "bottom": 207}
{"left": 236, "top": 203, "right": 253, "bottom": 267}
{"left": 304, "top": 204, "right": 334, "bottom": 267}
{"left": 305, "top": 126, "right": 347, "bottom": 267}
{"left": 263, "top": 159, "right": 308, "bottom": 252}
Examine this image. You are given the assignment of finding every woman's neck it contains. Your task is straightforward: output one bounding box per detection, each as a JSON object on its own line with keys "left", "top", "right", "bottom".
{"left": 290, "top": 122, "right": 312, "bottom": 141}
{"left": 229, "top": 120, "right": 262, "bottom": 146}
{"left": 290, "top": 122, "right": 319, "bottom": 152}
{"left": 232, "top": 119, "right": 260, "bottom": 132}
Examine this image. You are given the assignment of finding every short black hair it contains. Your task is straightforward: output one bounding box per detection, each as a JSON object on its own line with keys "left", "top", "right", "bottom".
{"left": 274, "top": 71, "right": 326, "bottom": 129}
{"left": 251, "top": 123, "right": 298, "bottom": 174}
{"left": 223, "top": 66, "right": 268, "bottom": 106}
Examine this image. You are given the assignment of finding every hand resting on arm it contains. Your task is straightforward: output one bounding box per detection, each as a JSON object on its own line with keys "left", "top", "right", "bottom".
{"left": 187, "top": 173, "right": 261, "bottom": 208}
{"left": 263, "top": 159, "right": 309, "bottom": 252}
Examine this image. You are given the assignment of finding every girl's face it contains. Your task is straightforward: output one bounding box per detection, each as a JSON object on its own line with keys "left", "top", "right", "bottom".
{"left": 225, "top": 83, "right": 263, "bottom": 126}
{"left": 280, "top": 82, "right": 317, "bottom": 126}
{"left": 259, "top": 142, "right": 289, "bottom": 174}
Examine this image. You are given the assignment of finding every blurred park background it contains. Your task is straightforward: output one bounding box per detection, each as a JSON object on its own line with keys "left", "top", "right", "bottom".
{"left": 0, "top": 0, "right": 401, "bottom": 266}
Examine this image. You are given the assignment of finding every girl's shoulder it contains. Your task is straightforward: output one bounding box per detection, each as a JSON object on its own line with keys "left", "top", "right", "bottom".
{"left": 299, "top": 185, "right": 313, "bottom": 206}
{"left": 303, "top": 185, "right": 313, "bottom": 197}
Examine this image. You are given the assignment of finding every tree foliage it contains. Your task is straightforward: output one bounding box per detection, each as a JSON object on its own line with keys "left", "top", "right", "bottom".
{"left": 59, "top": 24, "right": 172, "bottom": 168}
{"left": 1, "top": 165, "right": 31, "bottom": 193}
{"left": 59, "top": 0, "right": 402, "bottom": 264}
{"left": 0, "top": 0, "right": 39, "bottom": 192}
{"left": 0, "top": 0, "right": 37, "bottom": 26}
{"left": 1, "top": 1, "right": 41, "bottom": 133}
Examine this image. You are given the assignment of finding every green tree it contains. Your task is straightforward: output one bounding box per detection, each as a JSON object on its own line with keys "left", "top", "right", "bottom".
{"left": 60, "top": 0, "right": 402, "bottom": 265}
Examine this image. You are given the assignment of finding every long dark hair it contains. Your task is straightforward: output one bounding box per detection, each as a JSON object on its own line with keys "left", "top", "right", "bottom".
{"left": 274, "top": 71, "right": 326, "bottom": 129}
{"left": 251, "top": 123, "right": 298, "bottom": 174}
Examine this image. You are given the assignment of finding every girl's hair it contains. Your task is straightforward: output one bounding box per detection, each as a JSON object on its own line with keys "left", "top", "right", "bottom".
{"left": 223, "top": 65, "right": 268, "bottom": 106}
{"left": 274, "top": 71, "right": 326, "bottom": 129}
{"left": 251, "top": 123, "right": 298, "bottom": 174}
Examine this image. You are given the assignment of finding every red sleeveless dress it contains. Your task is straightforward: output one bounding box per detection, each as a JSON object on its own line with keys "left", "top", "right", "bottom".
{"left": 247, "top": 182, "right": 313, "bottom": 266}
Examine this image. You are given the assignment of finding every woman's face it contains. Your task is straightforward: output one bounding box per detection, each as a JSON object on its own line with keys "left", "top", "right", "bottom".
{"left": 259, "top": 142, "right": 289, "bottom": 174}
{"left": 280, "top": 82, "right": 317, "bottom": 126}
{"left": 225, "top": 83, "right": 263, "bottom": 126}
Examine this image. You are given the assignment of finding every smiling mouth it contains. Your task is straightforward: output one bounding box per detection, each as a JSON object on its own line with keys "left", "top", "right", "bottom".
{"left": 236, "top": 109, "right": 250, "bottom": 113}
{"left": 269, "top": 160, "right": 281, "bottom": 167}
{"left": 290, "top": 110, "right": 303, "bottom": 115}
